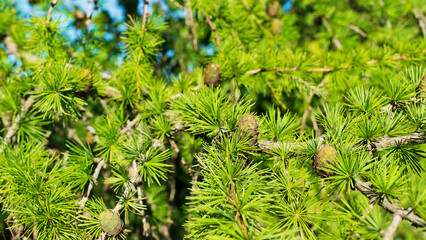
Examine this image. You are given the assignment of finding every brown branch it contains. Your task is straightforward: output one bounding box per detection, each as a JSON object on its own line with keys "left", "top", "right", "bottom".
{"left": 300, "top": 105, "right": 313, "bottom": 134}
{"left": 382, "top": 212, "right": 403, "bottom": 240}
{"left": 354, "top": 180, "right": 425, "bottom": 227}
{"left": 46, "top": 0, "right": 58, "bottom": 25}
{"left": 78, "top": 159, "right": 105, "bottom": 211}
{"left": 310, "top": 110, "right": 320, "bottom": 135}
{"left": 120, "top": 116, "right": 141, "bottom": 136}
{"left": 113, "top": 159, "right": 141, "bottom": 212}
{"left": 170, "top": 84, "right": 203, "bottom": 100}
{"left": 141, "top": 0, "right": 149, "bottom": 33}
{"left": 322, "top": 16, "right": 342, "bottom": 50}
{"left": 259, "top": 133, "right": 425, "bottom": 153}
{"left": 414, "top": 7, "right": 426, "bottom": 37}
{"left": 168, "top": 0, "right": 183, "bottom": 9}
{"left": 300, "top": 79, "right": 327, "bottom": 134}
{"left": 369, "top": 132, "right": 425, "bottom": 150}
{"left": 205, "top": 16, "right": 221, "bottom": 50}
{"left": 85, "top": 0, "right": 99, "bottom": 32}
{"left": 246, "top": 50, "right": 426, "bottom": 75}
{"left": 3, "top": 96, "right": 35, "bottom": 145}
{"left": 185, "top": 0, "right": 198, "bottom": 51}
{"left": 136, "top": 185, "right": 150, "bottom": 237}
{"left": 263, "top": 78, "right": 287, "bottom": 109}
{"left": 349, "top": 24, "right": 368, "bottom": 38}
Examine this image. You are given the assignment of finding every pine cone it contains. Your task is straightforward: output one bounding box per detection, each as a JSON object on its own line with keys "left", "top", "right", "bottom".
{"left": 267, "top": 1, "right": 280, "bottom": 18}
{"left": 237, "top": 114, "right": 259, "bottom": 146}
{"left": 99, "top": 210, "right": 123, "bottom": 236}
{"left": 204, "top": 63, "right": 221, "bottom": 86}
{"left": 271, "top": 18, "right": 282, "bottom": 35}
{"left": 313, "top": 145, "right": 337, "bottom": 178}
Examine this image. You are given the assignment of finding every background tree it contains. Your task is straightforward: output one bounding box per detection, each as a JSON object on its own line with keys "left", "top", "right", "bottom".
{"left": 0, "top": 0, "right": 425, "bottom": 239}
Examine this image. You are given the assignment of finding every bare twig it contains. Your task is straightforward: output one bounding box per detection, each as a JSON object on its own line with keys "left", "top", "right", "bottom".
{"left": 300, "top": 79, "right": 327, "bottom": 134}
{"left": 78, "top": 159, "right": 105, "bottom": 211}
{"left": 113, "top": 159, "right": 141, "bottom": 212}
{"left": 168, "top": 0, "right": 184, "bottom": 9}
{"left": 414, "top": 7, "right": 426, "bottom": 37}
{"left": 246, "top": 50, "right": 426, "bottom": 75}
{"left": 382, "top": 212, "right": 403, "bottom": 240}
{"left": 263, "top": 78, "right": 287, "bottom": 109}
{"left": 368, "top": 132, "right": 425, "bottom": 150}
{"left": 120, "top": 116, "right": 141, "bottom": 136}
{"left": 3, "top": 96, "right": 35, "bottom": 145}
{"left": 136, "top": 185, "right": 150, "bottom": 236}
{"left": 349, "top": 24, "right": 368, "bottom": 38}
{"left": 46, "top": 0, "right": 58, "bottom": 25}
{"left": 141, "top": 0, "right": 149, "bottom": 32}
{"left": 354, "top": 180, "right": 425, "bottom": 227}
{"left": 259, "top": 132, "right": 425, "bottom": 154}
{"left": 310, "top": 110, "right": 320, "bottom": 135}
{"left": 322, "top": 16, "right": 342, "bottom": 50}
{"left": 85, "top": 0, "right": 99, "bottom": 32}
{"left": 205, "top": 16, "right": 221, "bottom": 50}
{"left": 185, "top": 0, "right": 198, "bottom": 51}
{"left": 170, "top": 84, "right": 203, "bottom": 100}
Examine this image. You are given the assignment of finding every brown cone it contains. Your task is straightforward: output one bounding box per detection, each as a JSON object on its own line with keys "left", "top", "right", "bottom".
{"left": 204, "top": 63, "right": 221, "bottom": 86}
{"left": 271, "top": 18, "right": 283, "bottom": 35}
{"left": 267, "top": 1, "right": 280, "bottom": 18}
{"left": 237, "top": 114, "right": 259, "bottom": 146}
{"left": 313, "top": 145, "right": 337, "bottom": 178}
{"left": 99, "top": 210, "right": 123, "bottom": 236}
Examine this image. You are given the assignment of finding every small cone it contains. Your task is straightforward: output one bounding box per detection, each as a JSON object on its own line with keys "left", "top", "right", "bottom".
{"left": 267, "top": 1, "right": 280, "bottom": 18}
{"left": 313, "top": 145, "right": 337, "bottom": 178}
{"left": 204, "top": 63, "right": 221, "bottom": 86}
{"left": 237, "top": 114, "right": 259, "bottom": 146}
{"left": 271, "top": 18, "right": 282, "bottom": 35}
{"left": 99, "top": 209, "right": 123, "bottom": 236}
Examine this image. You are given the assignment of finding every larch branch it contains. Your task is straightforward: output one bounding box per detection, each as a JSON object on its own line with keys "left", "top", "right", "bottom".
{"left": 354, "top": 180, "right": 425, "bottom": 227}
{"left": 382, "top": 212, "right": 403, "bottom": 240}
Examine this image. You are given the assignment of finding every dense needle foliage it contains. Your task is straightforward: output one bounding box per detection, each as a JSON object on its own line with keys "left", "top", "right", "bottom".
{"left": 0, "top": 0, "right": 425, "bottom": 239}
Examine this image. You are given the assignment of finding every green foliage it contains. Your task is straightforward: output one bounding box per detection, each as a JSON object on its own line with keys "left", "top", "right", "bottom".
{"left": 0, "top": 0, "right": 425, "bottom": 239}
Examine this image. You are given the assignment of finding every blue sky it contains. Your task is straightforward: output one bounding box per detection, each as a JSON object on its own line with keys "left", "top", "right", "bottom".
{"left": 9, "top": 0, "right": 292, "bottom": 68}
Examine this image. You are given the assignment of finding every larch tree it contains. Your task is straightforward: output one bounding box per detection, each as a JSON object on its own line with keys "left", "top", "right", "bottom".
{"left": 0, "top": 0, "right": 425, "bottom": 239}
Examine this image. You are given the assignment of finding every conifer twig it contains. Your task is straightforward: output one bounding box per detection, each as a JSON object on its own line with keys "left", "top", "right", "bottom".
{"left": 382, "top": 212, "right": 403, "bottom": 240}
{"left": 322, "top": 16, "right": 342, "bottom": 50}
{"left": 414, "top": 7, "right": 426, "bottom": 37}
{"left": 259, "top": 133, "right": 425, "bottom": 153}
{"left": 185, "top": 0, "right": 198, "bottom": 51}
{"left": 85, "top": 0, "right": 99, "bottom": 32}
{"left": 205, "top": 16, "right": 221, "bottom": 50}
{"left": 78, "top": 159, "right": 105, "bottom": 211}
{"left": 3, "top": 96, "right": 35, "bottom": 145}
{"left": 348, "top": 24, "right": 367, "bottom": 38}
{"left": 367, "top": 132, "right": 425, "bottom": 150}
{"left": 300, "top": 79, "right": 326, "bottom": 134}
{"left": 246, "top": 50, "right": 426, "bottom": 75}
{"left": 263, "top": 78, "right": 287, "bottom": 109}
{"left": 46, "top": 0, "right": 58, "bottom": 25}
{"left": 113, "top": 160, "right": 141, "bottom": 212}
{"left": 354, "top": 180, "right": 425, "bottom": 227}
{"left": 141, "top": 0, "right": 149, "bottom": 32}
{"left": 120, "top": 116, "right": 141, "bottom": 135}
{"left": 169, "top": 0, "right": 184, "bottom": 9}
